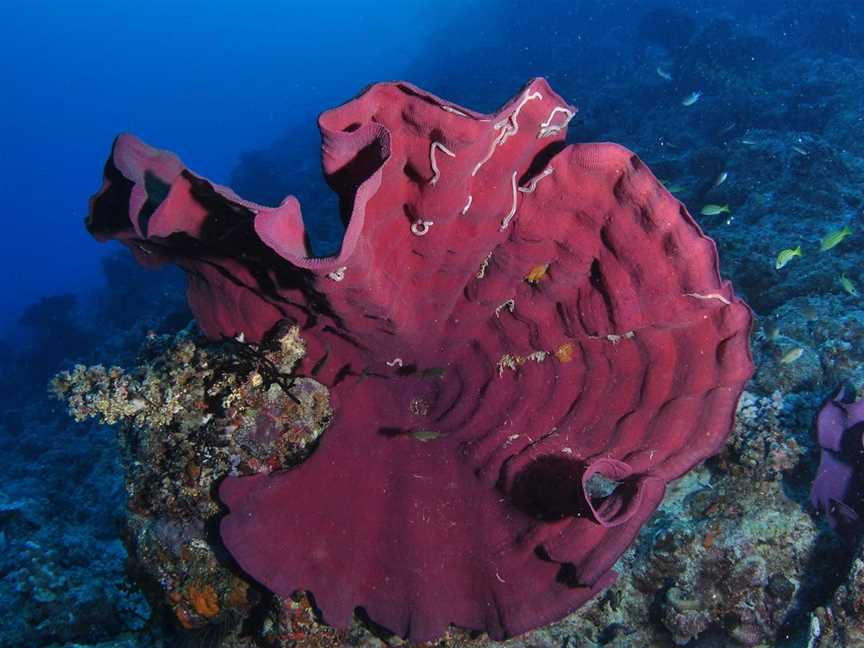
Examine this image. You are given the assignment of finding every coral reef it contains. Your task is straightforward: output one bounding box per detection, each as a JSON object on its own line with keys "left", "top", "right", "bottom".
{"left": 9, "top": 1, "right": 864, "bottom": 645}
{"left": 52, "top": 325, "right": 331, "bottom": 642}
{"left": 823, "top": 539, "right": 864, "bottom": 644}
{"left": 0, "top": 420, "right": 152, "bottom": 647}
{"left": 50, "top": 339, "right": 820, "bottom": 648}
{"left": 524, "top": 390, "right": 818, "bottom": 648}
{"left": 722, "top": 390, "right": 804, "bottom": 482}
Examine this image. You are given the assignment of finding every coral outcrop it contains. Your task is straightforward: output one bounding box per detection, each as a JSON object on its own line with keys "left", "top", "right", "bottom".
{"left": 52, "top": 325, "right": 331, "bottom": 637}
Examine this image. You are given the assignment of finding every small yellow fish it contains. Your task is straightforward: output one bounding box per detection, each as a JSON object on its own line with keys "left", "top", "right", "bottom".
{"left": 775, "top": 246, "right": 802, "bottom": 270}
{"left": 820, "top": 225, "right": 852, "bottom": 252}
{"left": 780, "top": 347, "right": 804, "bottom": 364}
{"left": 701, "top": 204, "right": 730, "bottom": 216}
{"left": 682, "top": 91, "right": 702, "bottom": 106}
{"left": 840, "top": 274, "right": 859, "bottom": 297}
{"left": 656, "top": 67, "right": 673, "bottom": 81}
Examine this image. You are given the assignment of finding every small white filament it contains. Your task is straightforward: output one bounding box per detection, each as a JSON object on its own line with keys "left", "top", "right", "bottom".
{"left": 461, "top": 194, "right": 473, "bottom": 215}
{"left": 472, "top": 90, "right": 542, "bottom": 177}
{"left": 538, "top": 106, "right": 575, "bottom": 138}
{"left": 428, "top": 141, "right": 456, "bottom": 186}
{"left": 495, "top": 298, "right": 515, "bottom": 317}
{"left": 441, "top": 105, "right": 469, "bottom": 117}
{"left": 519, "top": 167, "right": 554, "bottom": 193}
{"left": 500, "top": 172, "right": 519, "bottom": 230}
{"left": 685, "top": 292, "right": 731, "bottom": 305}
{"left": 494, "top": 90, "right": 543, "bottom": 145}
{"left": 476, "top": 251, "right": 492, "bottom": 279}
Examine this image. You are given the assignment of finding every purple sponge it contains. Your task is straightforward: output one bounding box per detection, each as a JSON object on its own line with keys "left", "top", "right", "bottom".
{"left": 812, "top": 388, "right": 864, "bottom": 536}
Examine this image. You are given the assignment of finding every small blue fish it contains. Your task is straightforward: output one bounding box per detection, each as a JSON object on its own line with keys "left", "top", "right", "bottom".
{"left": 682, "top": 91, "right": 702, "bottom": 106}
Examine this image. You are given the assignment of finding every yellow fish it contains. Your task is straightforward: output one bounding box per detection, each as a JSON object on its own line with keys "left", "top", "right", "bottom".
{"left": 682, "top": 91, "right": 702, "bottom": 106}
{"left": 775, "top": 246, "right": 802, "bottom": 270}
{"left": 780, "top": 347, "right": 804, "bottom": 364}
{"left": 820, "top": 225, "right": 852, "bottom": 252}
{"left": 701, "top": 204, "right": 730, "bottom": 216}
{"left": 841, "top": 274, "right": 859, "bottom": 297}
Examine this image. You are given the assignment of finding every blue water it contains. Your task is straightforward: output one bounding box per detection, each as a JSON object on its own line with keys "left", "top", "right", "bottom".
{"left": 3, "top": 0, "right": 864, "bottom": 645}
{"left": 0, "top": 0, "right": 453, "bottom": 333}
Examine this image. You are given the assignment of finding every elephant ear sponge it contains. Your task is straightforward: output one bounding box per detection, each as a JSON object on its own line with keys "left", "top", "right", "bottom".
{"left": 87, "top": 78, "right": 754, "bottom": 641}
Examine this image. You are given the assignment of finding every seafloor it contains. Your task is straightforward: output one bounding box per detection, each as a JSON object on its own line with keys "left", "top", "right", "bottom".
{"left": 4, "top": 2, "right": 864, "bottom": 647}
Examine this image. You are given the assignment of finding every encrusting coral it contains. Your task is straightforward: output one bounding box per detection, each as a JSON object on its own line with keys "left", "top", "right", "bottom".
{"left": 51, "top": 324, "right": 331, "bottom": 635}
